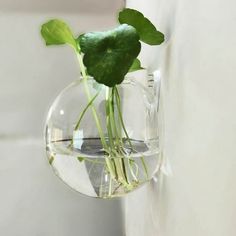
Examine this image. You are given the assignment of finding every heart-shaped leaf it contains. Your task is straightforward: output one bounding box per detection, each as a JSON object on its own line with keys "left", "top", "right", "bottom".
{"left": 77, "top": 24, "right": 141, "bottom": 87}
{"left": 119, "top": 8, "right": 164, "bottom": 45}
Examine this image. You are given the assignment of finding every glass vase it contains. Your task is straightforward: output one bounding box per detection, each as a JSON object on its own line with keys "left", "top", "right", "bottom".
{"left": 45, "top": 76, "right": 161, "bottom": 198}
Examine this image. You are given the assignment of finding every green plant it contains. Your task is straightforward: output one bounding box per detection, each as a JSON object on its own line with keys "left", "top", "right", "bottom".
{"left": 41, "top": 8, "right": 164, "bottom": 197}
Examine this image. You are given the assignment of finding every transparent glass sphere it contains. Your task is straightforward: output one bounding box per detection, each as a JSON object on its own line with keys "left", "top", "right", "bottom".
{"left": 45, "top": 77, "right": 162, "bottom": 198}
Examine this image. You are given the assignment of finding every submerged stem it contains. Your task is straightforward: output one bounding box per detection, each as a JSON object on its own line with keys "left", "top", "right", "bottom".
{"left": 114, "top": 87, "right": 133, "bottom": 149}
{"left": 106, "top": 87, "right": 129, "bottom": 185}
{"left": 114, "top": 86, "right": 149, "bottom": 180}
{"left": 74, "top": 91, "right": 99, "bottom": 131}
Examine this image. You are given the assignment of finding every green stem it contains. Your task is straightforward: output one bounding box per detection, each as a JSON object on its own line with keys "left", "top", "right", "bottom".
{"left": 111, "top": 88, "right": 129, "bottom": 184}
{"left": 77, "top": 156, "right": 104, "bottom": 165}
{"left": 106, "top": 87, "right": 130, "bottom": 186}
{"left": 114, "top": 86, "right": 149, "bottom": 180}
{"left": 114, "top": 87, "right": 133, "bottom": 149}
{"left": 74, "top": 91, "right": 99, "bottom": 131}
{"left": 76, "top": 53, "right": 107, "bottom": 149}
{"left": 75, "top": 49, "right": 117, "bottom": 182}
{"left": 141, "top": 156, "right": 149, "bottom": 179}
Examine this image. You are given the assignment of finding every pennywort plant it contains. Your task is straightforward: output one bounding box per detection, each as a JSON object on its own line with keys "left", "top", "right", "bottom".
{"left": 41, "top": 8, "right": 164, "bottom": 197}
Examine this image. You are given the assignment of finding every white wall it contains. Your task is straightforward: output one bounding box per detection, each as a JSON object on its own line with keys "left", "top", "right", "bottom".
{"left": 126, "top": 0, "right": 236, "bottom": 235}
{"left": 0, "top": 0, "right": 123, "bottom": 13}
{"left": 0, "top": 12, "right": 118, "bottom": 137}
{"left": 0, "top": 6, "right": 125, "bottom": 236}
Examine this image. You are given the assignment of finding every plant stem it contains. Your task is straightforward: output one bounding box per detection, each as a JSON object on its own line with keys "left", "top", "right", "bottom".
{"left": 75, "top": 51, "right": 117, "bottom": 182}
{"left": 114, "top": 86, "right": 149, "bottom": 180}
{"left": 106, "top": 87, "right": 130, "bottom": 186}
{"left": 141, "top": 156, "right": 149, "bottom": 179}
{"left": 114, "top": 87, "right": 133, "bottom": 149}
{"left": 74, "top": 91, "right": 99, "bottom": 131}
{"left": 76, "top": 53, "right": 107, "bottom": 149}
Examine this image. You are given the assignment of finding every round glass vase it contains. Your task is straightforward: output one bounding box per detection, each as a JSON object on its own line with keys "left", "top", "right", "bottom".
{"left": 45, "top": 76, "right": 161, "bottom": 198}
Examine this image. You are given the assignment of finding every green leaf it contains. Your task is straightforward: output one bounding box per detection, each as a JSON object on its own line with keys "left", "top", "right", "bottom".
{"left": 129, "top": 58, "right": 144, "bottom": 72}
{"left": 77, "top": 157, "right": 85, "bottom": 162}
{"left": 49, "top": 156, "right": 54, "bottom": 165}
{"left": 77, "top": 24, "right": 141, "bottom": 87}
{"left": 118, "top": 8, "right": 164, "bottom": 45}
{"left": 41, "top": 19, "right": 76, "bottom": 49}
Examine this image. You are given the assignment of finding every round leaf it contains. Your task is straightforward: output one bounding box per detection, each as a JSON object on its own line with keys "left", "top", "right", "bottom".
{"left": 119, "top": 8, "right": 164, "bottom": 45}
{"left": 41, "top": 19, "right": 76, "bottom": 49}
{"left": 78, "top": 24, "right": 141, "bottom": 87}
